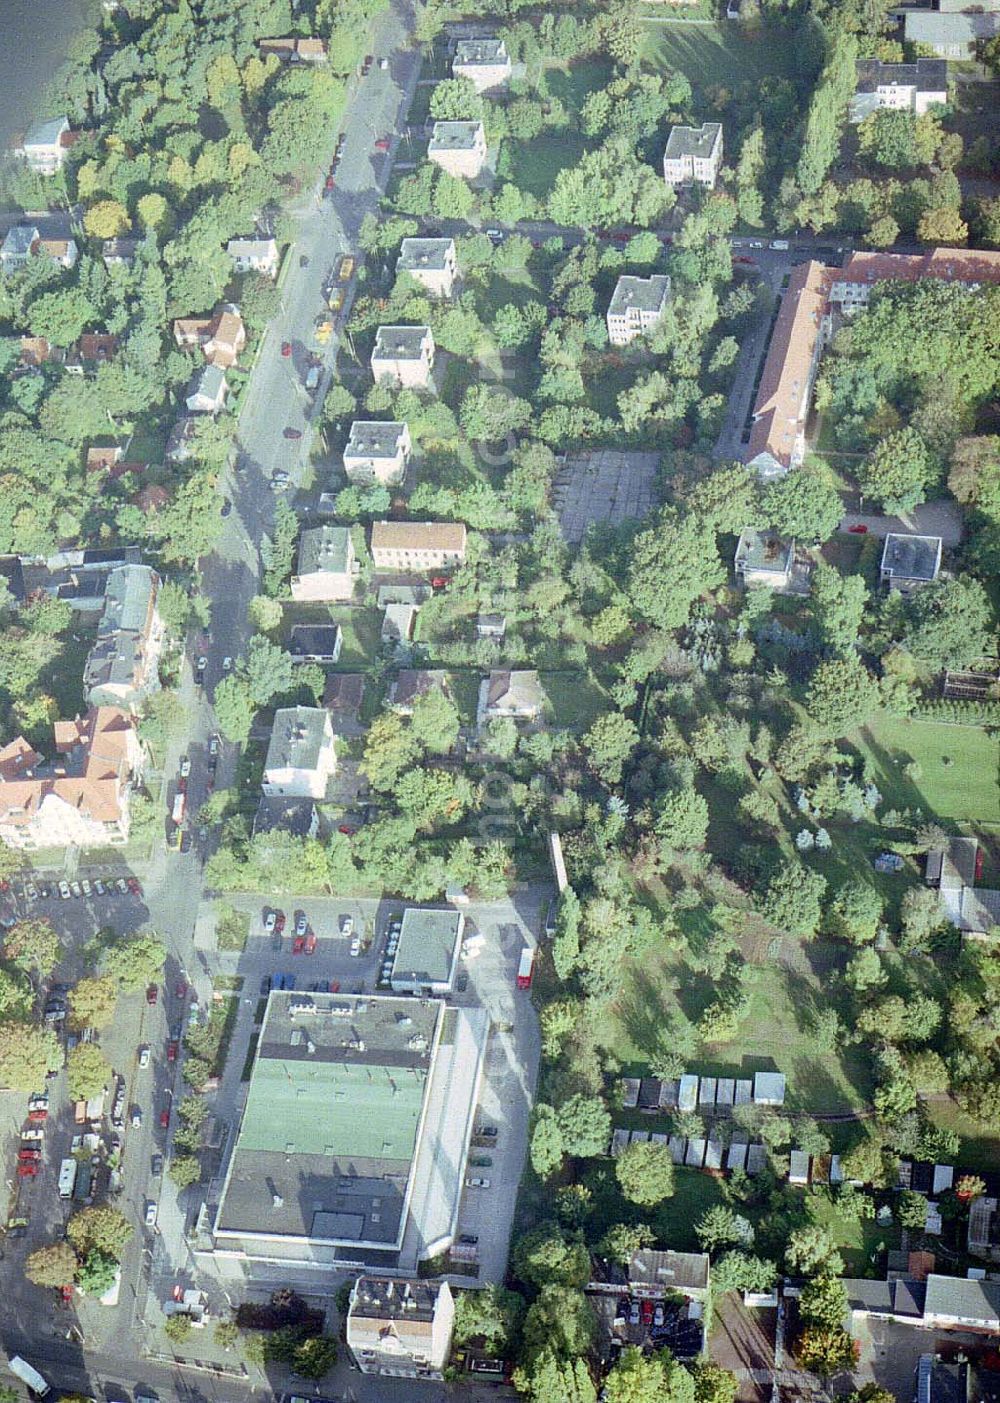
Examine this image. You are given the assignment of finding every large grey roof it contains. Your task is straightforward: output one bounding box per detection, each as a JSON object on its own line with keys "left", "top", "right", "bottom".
{"left": 389, "top": 908, "right": 463, "bottom": 988}
{"left": 904, "top": 10, "right": 999, "bottom": 43}
{"left": 83, "top": 565, "right": 158, "bottom": 693}
{"left": 398, "top": 238, "right": 455, "bottom": 273}
{"left": 429, "top": 120, "right": 484, "bottom": 151}
{"left": 735, "top": 528, "right": 793, "bottom": 575}
{"left": 454, "top": 37, "right": 508, "bottom": 64}
{"left": 880, "top": 533, "right": 941, "bottom": 582}
{"left": 628, "top": 1249, "right": 709, "bottom": 1292}
{"left": 298, "top": 525, "right": 351, "bottom": 575}
{"left": 924, "top": 1273, "right": 1000, "bottom": 1326}
{"left": 372, "top": 326, "right": 432, "bottom": 360}
{"left": 608, "top": 274, "right": 671, "bottom": 318}
{"left": 25, "top": 116, "right": 68, "bottom": 147}
{"left": 345, "top": 421, "right": 408, "bottom": 459}
{"left": 264, "top": 706, "right": 330, "bottom": 773}
{"left": 854, "top": 58, "right": 947, "bottom": 93}
{"left": 2, "top": 226, "right": 39, "bottom": 257}
{"left": 664, "top": 122, "right": 722, "bottom": 161}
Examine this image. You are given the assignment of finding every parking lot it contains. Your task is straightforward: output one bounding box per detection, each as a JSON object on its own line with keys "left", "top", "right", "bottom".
{"left": 187, "top": 887, "right": 545, "bottom": 1287}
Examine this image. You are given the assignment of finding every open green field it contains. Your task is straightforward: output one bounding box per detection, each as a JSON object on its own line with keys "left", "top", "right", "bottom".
{"left": 604, "top": 938, "right": 875, "bottom": 1115}
{"left": 541, "top": 669, "right": 611, "bottom": 730}
{"left": 504, "top": 130, "right": 588, "bottom": 199}
{"left": 804, "top": 1189, "right": 900, "bottom": 1275}
{"left": 544, "top": 58, "right": 615, "bottom": 116}
{"left": 855, "top": 716, "right": 1000, "bottom": 824}
{"left": 924, "top": 1097, "right": 1000, "bottom": 1175}
{"left": 642, "top": 21, "right": 798, "bottom": 88}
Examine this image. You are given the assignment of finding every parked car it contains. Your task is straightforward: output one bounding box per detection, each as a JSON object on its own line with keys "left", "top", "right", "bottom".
{"left": 58, "top": 881, "right": 71, "bottom": 900}
{"left": 127, "top": 876, "right": 142, "bottom": 896}
{"left": 146, "top": 984, "right": 158, "bottom": 1005}
{"left": 179, "top": 757, "right": 191, "bottom": 778}
{"left": 374, "top": 137, "right": 389, "bottom": 152}
{"left": 175, "top": 980, "right": 187, "bottom": 998}
{"left": 159, "top": 1108, "right": 170, "bottom": 1129}
{"left": 167, "top": 1041, "right": 178, "bottom": 1062}
{"left": 145, "top": 1200, "right": 158, "bottom": 1227}
{"left": 465, "top": 1176, "right": 490, "bottom": 1189}
{"left": 25, "top": 882, "right": 38, "bottom": 901}
{"left": 292, "top": 936, "right": 305, "bottom": 956}
{"left": 340, "top": 914, "right": 354, "bottom": 935}
{"left": 263, "top": 909, "right": 277, "bottom": 933}
{"left": 458, "top": 1233, "right": 479, "bottom": 1246}
{"left": 260, "top": 976, "right": 272, "bottom": 996}
{"left": 281, "top": 341, "right": 292, "bottom": 357}
{"left": 70, "top": 882, "right": 82, "bottom": 898}
{"left": 94, "top": 879, "right": 105, "bottom": 896}
{"left": 295, "top": 912, "right": 308, "bottom": 937}
{"left": 283, "top": 427, "right": 302, "bottom": 440}
{"left": 81, "top": 879, "right": 92, "bottom": 897}
{"left": 151, "top": 1154, "right": 163, "bottom": 1176}
{"left": 131, "top": 1108, "right": 142, "bottom": 1128}
{"left": 116, "top": 878, "right": 128, "bottom": 895}
{"left": 274, "top": 910, "right": 286, "bottom": 934}
{"left": 349, "top": 936, "right": 362, "bottom": 957}
{"left": 138, "top": 1045, "right": 150, "bottom": 1068}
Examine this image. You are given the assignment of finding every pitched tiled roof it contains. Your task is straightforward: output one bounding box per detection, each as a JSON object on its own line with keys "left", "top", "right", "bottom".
{"left": 0, "top": 707, "right": 135, "bottom": 827}
{"left": 370, "top": 520, "right": 466, "bottom": 554}
{"left": 746, "top": 260, "right": 830, "bottom": 471}
{"left": 837, "top": 247, "right": 1000, "bottom": 288}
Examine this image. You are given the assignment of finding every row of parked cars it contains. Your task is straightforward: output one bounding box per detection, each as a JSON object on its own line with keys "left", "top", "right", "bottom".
{"left": 26, "top": 875, "right": 142, "bottom": 902}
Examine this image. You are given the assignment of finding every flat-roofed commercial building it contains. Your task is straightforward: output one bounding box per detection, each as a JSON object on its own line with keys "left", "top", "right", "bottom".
{"left": 386, "top": 908, "right": 465, "bottom": 995}
{"left": 202, "top": 991, "right": 489, "bottom": 1281}
{"left": 396, "top": 238, "right": 457, "bottom": 298}
{"left": 427, "top": 121, "right": 488, "bottom": 179}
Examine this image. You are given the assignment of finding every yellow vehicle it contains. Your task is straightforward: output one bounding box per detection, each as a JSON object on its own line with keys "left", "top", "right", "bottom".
{"left": 314, "top": 315, "right": 333, "bottom": 345}
{"left": 338, "top": 255, "right": 355, "bottom": 282}
{"left": 327, "top": 286, "right": 345, "bottom": 312}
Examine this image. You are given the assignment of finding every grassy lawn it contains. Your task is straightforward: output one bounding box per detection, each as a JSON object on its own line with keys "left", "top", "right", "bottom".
{"left": 642, "top": 21, "right": 798, "bottom": 89}
{"left": 605, "top": 939, "right": 875, "bottom": 1116}
{"left": 854, "top": 716, "right": 1000, "bottom": 825}
{"left": 923, "top": 1097, "right": 1000, "bottom": 1174}
{"left": 806, "top": 1189, "right": 900, "bottom": 1276}
{"left": 541, "top": 669, "right": 609, "bottom": 730}
{"left": 504, "top": 130, "right": 588, "bottom": 199}
{"left": 282, "top": 603, "right": 382, "bottom": 671}
{"left": 544, "top": 57, "right": 615, "bottom": 116}
{"left": 651, "top": 1168, "right": 727, "bottom": 1252}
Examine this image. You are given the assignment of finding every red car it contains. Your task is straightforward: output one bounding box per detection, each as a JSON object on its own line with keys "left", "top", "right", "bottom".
{"left": 283, "top": 427, "right": 302, "bottom": 440}
{"left": 281, "top": 341, "right": 292, "bottom": 357}
{"left": 429, "top": 575, "right": 449, "bottom": 590}
{"left": 17, "top": 1162, "right": 38, "bottom": 1178}
{"left": 60, "top": 1284, "right": 73, "bottom": 1304}
{"left": 274, "top": 910, "right": 286, "bottom": 934}
{"left": 325, "top": 175, "right": 335, "bottom": 191}
{"left": 127, "top": 877, "right": 142, "bottom": 896}
{"left": 159, "top": 1108, "right": 170, "bottom": 1129}
{"left": 167, "top": 1041, "right": 178, "bottom": 1062}
{"left": 374, "top": 137, "right": 389, "bottom": 152}
{"left": 329, "top": 980, "right": 340, "bottom": 994}
{"left": 146, "top": 984, "right": 158, "bottom": 1006}
{"left": 304, "top": 933, "right": 317, "bottom": 955}
{"left": 338, "top": 824, "right": 355, "bottom": 836}
{"left": 641, "top": 1298, "right": 654, "bottom": 1325}
{"left": 18, "top": 1148, "right": 41, "bottom": 1162}
{"left": 176, "top": 980, "right": 187, "bottom": 998}
{"left": 292, "top": 936, "right": 306, "bottom": 956}
{"left": 848, "top": 523, "right": 869, "bottom": 534}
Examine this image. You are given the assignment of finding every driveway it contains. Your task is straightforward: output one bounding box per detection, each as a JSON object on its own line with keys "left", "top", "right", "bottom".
{"left": 838, "top": 499, "right": 964, "bottom": 546}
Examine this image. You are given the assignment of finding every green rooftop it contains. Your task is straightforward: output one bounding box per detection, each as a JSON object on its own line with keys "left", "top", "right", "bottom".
{"left": 239, "top": 1055, "right": 426, "bottom": 1160}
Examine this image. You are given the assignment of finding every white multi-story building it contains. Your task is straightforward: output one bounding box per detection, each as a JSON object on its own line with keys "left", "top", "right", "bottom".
{"left": 347, "top": 1279, "right": 455, "bottom": 1378}
{"left": 343, "top": 421, "right": 412, "bottom": 486}
{"left": 261, "top": 706, "right": 337, "bottom": 799}
{"left": 290, "top": 525, "right": 358, "bottom": 602}
{"left": 452, "top": 37, "right": 512, "bottom": 93}
{"left": 662, "top": 122, "right": 723, "bottom": 188}
{"left": 396, "top": 238, "right": 457, "bottom": 298}
{"left": 226, "top": 238, "right": 279, "bottom": 277}
{"left": 17, "top": 116, "right": 72, "bottom": 173}
{"left": 849, "top": 59, "right": 948, "bottom": 123}
{"left": 427, "top": 121, "right": 488, "bottom": 179}
{"left": 371, "top": 326, "right": 435, "bottom": 389}
{"left": 606, "top": 274, "right": 672, "bottom": 346}
{"left": 369, "top": 521, "right": 467, "bottom": 573}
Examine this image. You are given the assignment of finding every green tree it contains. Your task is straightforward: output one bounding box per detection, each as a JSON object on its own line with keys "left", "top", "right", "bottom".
{"left": 362, "top": 712, "right": 421, "bottom": 791}
{"left": 76, "top": 1248, "right": 118, "bottom": 1297}
{"left": 429, "top": 78, "right": 483, "bottom": 121}
{"left": 615, "top": 1140, "right": 675, "bottom": 1206}
{"left": 597, "top": 1222, "right": 654, "bottom": 1265}
{"left": 552, "top": 887, "right": 581, "bottom": 981}
{"left": 241, "top": 634, "right": 293, "bottom": 706}
{"left": 860, "top": 429, "right": 936, "bottom": 513}
{"left": 28, "top": 286, "right": 96, "bottom": 347}
{"left": 66, "top": 1206, "right": 132, "bottom": 1258}
{"left": 460, "top": 384, "right": 532, "bottom": 441}
{"left": 3, "top": 917, "right": 62, "bottom": 975}
{"left": 169, "top": 1155, "right": 202, "bottom": 1188}
{"left": 83, "top": 200, "right": 130, "bottom": 239}
{"left": 69, "top": 975, "right": 118, "bottom": 1031}
{"left": 800, "top": 1274, "right": 848, "bottom": 1330}
{"left": 897, "top": 1188, "right": 929, "bottom": 1228}
{"left": 903, "top": 577, "right": 994, "bottom": 670}
{"left": 763, "top": 470, "right": 843, "bottom": 544}
{"left": 806, "top": 655, "right": 881, "bottom": 735}
{"left": 555, "top": 1093, "right": 611, "bottom": 1158}
{"left": 514, "top": 1351, "right": 596, "bottom": 1403}
{"left": 825, "top": 881, "right": 882, "bottom": 944}
{"left": 628, "top": 510, "right": 723, "bottom": 628}
{"left": 691, "top": 1362, "right": 738, "bottom": 1403}
{"left": 810, "top": 563, "right": 868, "bottom": 654}
{"left": 409, "top": 687, "right": 461, "bottom": 755}
{"left": 797, "top": 31, "right": 858, "bottom": 193}
{"left": 695, "top": 1205, "right": 752, "bottom": 1254}
{"left": 760, "top": 861, "right": 827, "bottom": 938}
{"left": 656, "top": 787, "right": 709, "bottom": 852}
{"left": 603, "top": 1345, "right": 695, "bottom": 1403}
{"left": 26, "top": 1241, "right": 78, "bottom": 1287}
{"left": 213, "top": 676, "right": 255, "bottom": 745}
{"left": 67, "top": 1043, "right": 112, "bottom": 1100}
{"left": 453, "top": 1284, "right": 524, "bottom": 1349}
{"left": 796, "top": 1324, "right": 857, "bottom": 1377}
{"left": 530, "top": 1104, "right": 565, "bottom": 1179}
{"left": 292, "top": 1335, "right": 337, "bottom": 1380}
{"left": 102, "top": 934, "right": 166, "bottom": 991}
{"left": 0, "top": 1020, "right": 62, "bottom": 1089}
{"left": 917, "top": 205, "right": 968, "bottom": 246}
{"left": 582, "top": 713, "right": 639, "bottom": 785}
{"left": 165, "top": 1314, "right": 193, "bottom": 1344}
{"left": 514, "top": 1223, "right": 590, "bottom": 1289}
{"left": 786, "top": 1224, "right": 843, "bottom": 1276}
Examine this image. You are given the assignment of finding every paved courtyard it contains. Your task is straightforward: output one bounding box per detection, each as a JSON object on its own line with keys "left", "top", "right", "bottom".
{"left": 552, "top": 449, "right": 660, "bottom": 542}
